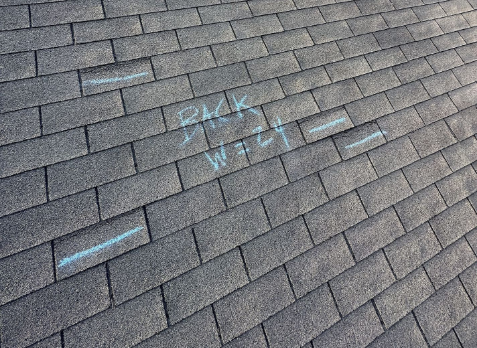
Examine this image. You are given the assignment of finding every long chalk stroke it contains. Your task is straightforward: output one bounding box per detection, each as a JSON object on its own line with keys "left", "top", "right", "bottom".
{"left": 345, "top": 130, "right": 387, "bottom": 149}
{"left": 308, "top": 118, "right": 346, "bottom": 133}
{"left": 58, "top": 226, "right": 144, "bottom": 267}
{"left": 82, "top": 72, "right": 149, "bottom": 86}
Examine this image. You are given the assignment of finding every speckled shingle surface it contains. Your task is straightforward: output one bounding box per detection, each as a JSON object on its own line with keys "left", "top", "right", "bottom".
{"left": 1, "top": 0, "right": 477, "bottom": 347}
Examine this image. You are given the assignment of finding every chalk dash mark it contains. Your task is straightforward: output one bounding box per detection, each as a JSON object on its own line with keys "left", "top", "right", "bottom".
{"left": 309, "top": 117, "right": 346, "bottom": 133}
{"left": 82, "top": 72, "right": 149, "bottom": 86}
{"left": 345, "top": 130, "right": 387, "bottom": 149}
{"left": 58, "top": 226, "right": 144, "bottom": 267}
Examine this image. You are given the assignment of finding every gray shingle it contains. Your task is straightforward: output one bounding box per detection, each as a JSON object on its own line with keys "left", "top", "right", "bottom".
{"left": 0, "top": 128, "right": 87, "bottom": 179}
{"left": 355, "top": 0, "right": 394, "bottom": 15}
{"left": 325, "top": 56, "right": 372, "bottom": 82}
{"left": 122, "top": 76, "right": 193, "bottom": 114}
{"left": 460, "top": 261, "right": 477, "bottom": 304}
{"left": 164, "top": 249, "right": 248, "bottom": 324}
{"left": 409, "top": 120, "right": 456, "bottom": 157}
{"left": 381, "top": 8, "right": 420, "bottom": 27}
{"left": 262, "top": 91, "right": 319, "bottom": 124}
{"left": 391, "top": 0, "right": 424, "bottom": 9}
{"left": 194, "top": 200, "right": 270, "bottom": 262}
{"left": 28, "top": 335, "right": 62, "bottom": 348}
{"left": 73, "top": 16, "right": 143, "bottom": 43}
{"left": 346, "top": 207, "right": 405, "bottom": 261}
{"left": 226, "top": 79, "right": 285, "bottom": 108}
{"left": 262, "top": 174, "right": 328, "bottom": 227}
{"left": 320, "top": 154, "right": 378, "bottom": 200}
{"left": 376, "top": 107, "right": 424, "bottom": 141}
{"left": 395, "top": 184, "right": 447, "bottom": 232}
{"left": 415, "top": 94, "right": 459, "bottom": 125}
{"left": 453, "top": 60, "right": 477, "bottom": 85}
{"left": 386, "top": 81, "right": 430, "bottom": 111}
{"left": 0, "top": 71, "right": 80, "bottom": 113}
{"left": 80, "top": 59, "right": 154, "bottom": 96}
{"left": 0, "top": 25, "right": 72, "bottom": 55}
{"left": 142, "top": 9, "right": 200, "bottom": 33}
{"left": 430, "top": 199, "right": 477, "bottom": 247}
{"left": 134, "top": 125, "right": 208, "bottom": 171}
{"left": 214, "top": 267, "right": 295, "bottom": 343}
{"left": 263, "top": 28, "right": 313, "bottom": 54}
{"left": 277, "top": 8, "right": 325, "bottom": 30}
{"left": 367, "top": 314, "right": 427, "bottom": 348}
{"left": 370, "top": 136, "right": 420, "bottom": 177}
{"left": 177, "top": 22, "right": 235, "bottom": 49}
{"left": 305, "top": 191, "right": 368, "bottom": 244}
{"left": 263, "top": 284, "right": 340, "bottom": 348}
{"left": 374, "top": 27, "right": 415, "bottom": 49}
{"left": 346, "top": 14, "right": 388, "bottom": 35}
{"left": 345, "top": 93, "right": 394, "bottom": 125}
{"left": 98, "top": 164, "right": 181, "bottom": 219}
{"left": 375, "top": 267, "right": 434, "bottom": 328}
{"left": 455, "top": 308, "right": 477, "bottom": 348}
{"left": 47, "top": 146, "right": 135, "bottom": 200}
{"left": 87, "top": 108, "right": 165, "bottom": 152}
{"left": 459, "top": 27, "right": 477, "bottom": 44}
{"left": 0, "top": 266, "right": 109, "bottom": 348}
{"left": 425, "top": 237, "right": 476, "bottom": 289}
{"left": 212, "top": 37, "right": 268, "bottom": 66}
{"left": 408, "top": 20, "right": 444, "bottom": 40}
{"left": 113, "top": 31, "right": 180, "bottom": 61}
{"left": 31, "top": 0, "right": 103, "bottom": 26}
{"left": 312, "top": 302, "right": 383, "bottom": 348}
{"left": 449, "top": 82, "right": 477, "bottom": 110}
{"left": 152, "top": 47, "right": 216, "bottom": 80}
{"left": 300, "top": 107, "right": 354, "bottom": 143}
{"left": 432, "top": 32, "right": 467, "bottom": 51}
{"left": 428, "top": 49, "right": 464, "bottom": 74}
{"left": 190, "top": 63, "right": 251, "bottom": 96}
{"left": 402, "top": 152, "right": 452, "bottom": 191}
{"left": 109, "top": 228, "right": 199, "bottom": 304}
{"left": 103, "top": 0, "right": 166, "bottom": 17}
{"left": 446, "top": 106, "right": 477, "bottom": 141}
{"left": 247, "top": 0, "right": 296, "bottom": 16}
{"left": 0, "top": 190, "right": 99, "bottom": 259}
{"left": 307, "top": 21, "right": 354, "bottom": 45}
{"left": 37, "top": 41, "right": 114, "bottom": 75}
{"left": 400, "top": 39, "right": 438, "bottom": 60}
{"left": 436, "top": 14, "right": 470, "bottom": 33}
{"left": 166, "top": 0, "right": 220, "bottom": 10}
{"left": 320, "top": 2, "right": 361, "bottom": 21}
{"left": 333, "top": 123, "right": 386, "bottom": 159}
{"left": 393, "top": 58, "right": 435, "bottom": 84}
{"left": 246, "top": 51, "right": 301, "bottom": 82}
{"left": 55, "top": 210, "right": 148, "bottom": 280}
{"left": 422, "top": 70, "right": 462, "bottom": 98}
{"left": 442, "top": 136, "right": 477, "bottom": 171}
{"left": 281, "top": 138, "right": 341, "bottom": 182}
{"left": 0, "top": 5, "right": 29, "bottom": 31}
{"left": 0, "top": 169, "right": 46, "bottom": 218}
{"left": 0, "top": 243, "right": 53, "bottom": 306}
{"left": 329, "top": 251, "right": 395, "bottom": 316}
{"left": 413, "top": 3, "right": 447, "bottom": 21}
{"left": 147, "top": 180, "right": 225, "bottom": 239}
{"left": 436, "top": 165, "right": 477, "bottom": 206}
{"left": 434, "top": 330, "right": 463, "bottom": 348}
{"left": 414, "top": 278, "right": 473, "bottom": 345}
{"left": 279, "top": 66, "right": 331, "bottom": 95}
{"left": 242, "top": 217, "right": 313, "bottom": 280}
{"left": 41, "top": 91, "right": 124, "bottom": 134}
{"left": 355, "top": 68, "right": 401, "bottom": 97}
{"left": 365, "top": 47, "right": 408, "bottom": 71}
{"left": 221, "top": 157, "right": 288, "bottom": 207}
{"left": 0, "top": 52, "right": 35, "bottom": 83}
{"left": 358, "top": 171, "right": 413, "bottom": 216}
{"left": 198, "top": 2, "right": 252, "bottom": 23}
{"left": 313, "top": 79, "right": 363, "bottom": 111}
{"left": 222, "top": 326, "right": 268, "bottom": 348}
{"left": 231, "top": 14, "right": 283, "bottom": 39}
{"left": 294, "top": 42, "right": 344, "bottom": 69}
{"left": 64, "top": 288, "right": 166, "bottom": 348}
{"left": 384, "top": 223, "right": 441, "bottom": 279}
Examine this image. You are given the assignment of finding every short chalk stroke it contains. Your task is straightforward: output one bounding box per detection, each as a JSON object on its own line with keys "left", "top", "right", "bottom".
{"left": 308, "top": 117, "right": 346, "bottom": 133}
{"left": 345, "top": 130, "right": 387, "bottom": 149}
{"left": 58, "top": 226, "right": 144, "bottom": 267}
{"left": 82, "top": 72, "right": 149, "bottom": 86}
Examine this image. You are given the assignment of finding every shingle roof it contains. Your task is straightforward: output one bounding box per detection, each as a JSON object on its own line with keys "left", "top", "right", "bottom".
{"left": 1, "top": 0, "right": 477, "bottom": 347}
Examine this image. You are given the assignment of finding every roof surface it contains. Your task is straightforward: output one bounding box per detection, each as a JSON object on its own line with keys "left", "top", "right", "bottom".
{"left": 1, "top": 0, "right": 477, "bottom": 347}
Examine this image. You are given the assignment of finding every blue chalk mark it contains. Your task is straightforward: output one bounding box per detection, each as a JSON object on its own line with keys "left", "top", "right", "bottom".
{"left": 82, "top": 72, "right": 149, "bottom": 86}
{"left": 308, "top": 118, "right": 346, "bottom": 134}
{"left": 252, "top": 126, "right": 273, "bottom": 147}
{"left": 58, "top": 226, "right": 144, "bottom": 267}
{"left": 232, "top": 95, "right": 260, "bottom": 118}
{"left": 202, "top": 98, "right": 226, "bottom": 129}
{"left": 205, "top": 143, "right": 227, "bottom": 170}
{"left": 235, "top": 142, "right": 249, "bottom": 155}
{"left": 272, "top": 117, "right": 290, "bottom": 149}
{"left": 179, "top": 106, "right": 201, "bottom": 146}
{"left": 345, "top": 130, "right": 387, "bottom": 149}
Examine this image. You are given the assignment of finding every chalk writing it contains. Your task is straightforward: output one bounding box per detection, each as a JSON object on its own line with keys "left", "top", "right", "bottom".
{"left": 345, "top": 130, "right": 387, "bottom": 149}
{"left": 58, "top": 226, "right": 144, "bottom": 267}
{"left": 82, "top": 72, "right": 149, "bottom": 86}
{"left": 204, "top": 143, "right": 228, "bottom": 170}
{"left": 309, "top": 117, "right": 346, "bottom": 133}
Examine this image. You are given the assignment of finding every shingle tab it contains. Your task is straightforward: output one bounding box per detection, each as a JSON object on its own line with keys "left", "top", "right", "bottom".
{"left": 113, "top": 31, "right": 180, "bottom": 61}
{"left": 103, "top": 0, "right": 166, "bottom": 17}
{"left": 30, "top": 0, "right": 103, "bottom": 26}
{"left": 73, "top": 16, "right": 143, "bottom": 43}
{"left": 0, "top": 52, "right": 35, "bottom": 83}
